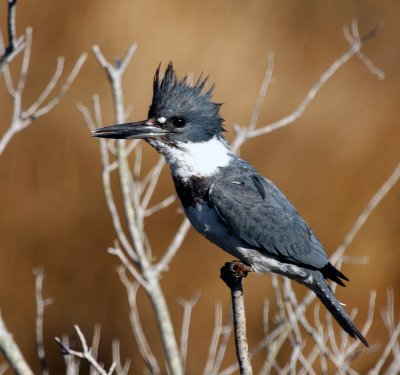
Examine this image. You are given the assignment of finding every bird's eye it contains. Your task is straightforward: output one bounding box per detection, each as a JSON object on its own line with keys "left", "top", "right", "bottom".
{"left": 171, "top": 116, "right": 186, "bottom": 128}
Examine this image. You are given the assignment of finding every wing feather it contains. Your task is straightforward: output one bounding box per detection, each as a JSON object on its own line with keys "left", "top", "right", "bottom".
{"left": 209, "top": 174, "right": 329, "bottom": 269}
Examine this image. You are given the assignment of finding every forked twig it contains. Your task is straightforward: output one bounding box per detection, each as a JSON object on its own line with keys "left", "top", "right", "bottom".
{"left": 177, "top": 292, "right": 201, "bottom": 371}
{"left": 55, "top": 325, "right": 116, "bottom": 375}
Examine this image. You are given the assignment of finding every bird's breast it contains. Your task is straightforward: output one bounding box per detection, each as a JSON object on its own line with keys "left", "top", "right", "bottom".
{"left": 185, "top": 202, "right": 244, "bottom": 253}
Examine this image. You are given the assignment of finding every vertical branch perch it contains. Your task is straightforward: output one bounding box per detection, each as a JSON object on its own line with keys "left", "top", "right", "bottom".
{"left": 220, "top": 261, "right": 253, "bottom": 375}
{"left": 92, "top": 44, "right": 183, "bottom": 375}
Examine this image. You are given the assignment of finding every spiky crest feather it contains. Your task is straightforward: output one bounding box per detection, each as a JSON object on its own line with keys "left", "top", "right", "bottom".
{"left": 148, "top": 63, "right": 224, "bottom": 140}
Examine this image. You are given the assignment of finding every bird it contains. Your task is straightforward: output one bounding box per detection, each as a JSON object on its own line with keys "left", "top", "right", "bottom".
{"left": 93, "top": 63, "right": 368, "bottom": 347}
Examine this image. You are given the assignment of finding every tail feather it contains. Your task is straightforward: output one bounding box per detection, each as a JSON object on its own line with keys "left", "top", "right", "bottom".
{"left": 322, "top": 262, "right": 349, "bottom": 286}
{"left": 311, "top": 273, "right": 369, "bottom": 347}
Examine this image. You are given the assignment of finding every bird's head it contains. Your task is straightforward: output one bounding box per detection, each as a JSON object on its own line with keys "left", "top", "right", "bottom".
{"left": 93, "top": 63, "right": 224, "bottom": 146}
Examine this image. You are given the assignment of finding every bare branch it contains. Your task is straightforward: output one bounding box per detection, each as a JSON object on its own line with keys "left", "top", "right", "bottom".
{"left": 332, "top": 164, "right": 399, "bottom": 265}
{"left": 246, "top": 162, "right": 399, "bottom": 374}
{"left": 92, "top": 42, "right": 183, "bottom": 375}
{"left": 369, "top": 323, "right": 400, "bottom": 375}
{"left": 92, "top": 45, "right": 141, "bottom": 254}
{"left": 23, "top": 57, "right": 65, "bottom": 118}
{"left": 209, "top": 310, "right": 232, "bottom": 375}
{"left": 112, "top": 340, "right": 130, "bottom": 375}
{"left": 203, "top": 303, "right": 223, "bottom": 375}
{"left": 59, "top": 335, "right": 80, "bottom": 375}
{"left": 0, "top": 50, "right": 86, "bottom": 155}
{"left": 55, "top": 325, "right": 116, "bottom": 375}
{"left": 343, "top": 18, "right": 384, "bottom": 80}
{"left": 0, "top": 311, "right": 34, "bottom": 375}
{"left": 118, "top": 43, "right": 138, "bottom": 74}
{"left": 243, "top": 22, "right": 382, "bottom": 140}
{"left": 108, "top": 244, "right": 147, "bottom": 288}
{"left": 23, "top": 52, "right": 87, "bottom": 123}
{"left": 81, "top": 107, "right": 139, "bottom": 263}
{"left": 155, "top": 218, "right": 191, "bottom": 275}
{"left": 232, "top": 51, "right": 274, "bottom": 153}
{"left": 0, "top": 0, "right": 25, "bottom": 71}
{"left": 33, "top": 267, "right": 53, "bottom": 375}
{"left": 144, "top": 194, "right": 177, "bottom": 217}
{"left": 141, "top": 156, "right": 166, "bottom": 211}
{"left": 220, "top": 262, "right": 253, "bottom": 375}
{"left": 16, "top": 27, "right": 32, "bottom": 95}
{"left": 381, "top": 290, "right": 400, "bottom": 363}
{"left": 89, "top": 325, "right": 101, "bottom": 375}
{"left": 1, "top": 62, "right": 16, "bottom": 97}
{"left": 343, "top": 292, "right": 376, "bottom": 362}
{"left": 177, "top": 292, "right": 201, "bottom": 371}
{"left": 117, "top": 268, "right": 160, "bottom": 374}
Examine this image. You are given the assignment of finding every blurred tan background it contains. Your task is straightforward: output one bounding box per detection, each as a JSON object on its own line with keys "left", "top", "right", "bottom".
{"left": 0, "top": 0, "right": 399, "bottom": 373}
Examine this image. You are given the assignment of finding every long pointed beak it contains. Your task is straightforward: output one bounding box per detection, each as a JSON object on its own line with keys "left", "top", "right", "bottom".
{"left": 92, "top": 119, "right": 166, "bottom": 139}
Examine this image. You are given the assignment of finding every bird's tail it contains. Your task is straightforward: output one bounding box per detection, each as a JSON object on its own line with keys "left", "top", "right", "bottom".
{"left": 310, "top": 273, "right": 369, "bottom": 347}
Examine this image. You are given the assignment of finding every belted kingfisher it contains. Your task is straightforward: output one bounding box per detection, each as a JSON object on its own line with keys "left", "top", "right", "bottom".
{"left": 93, "top": 63, "right": 368, "bottom": 347}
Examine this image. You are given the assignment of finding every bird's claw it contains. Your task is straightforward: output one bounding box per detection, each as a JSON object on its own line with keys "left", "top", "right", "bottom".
{"left": 228, "top": 260, "right": 254, "bottom": 278}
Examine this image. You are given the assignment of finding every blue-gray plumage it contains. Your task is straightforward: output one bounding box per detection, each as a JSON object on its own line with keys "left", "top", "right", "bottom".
{"left": 93, "top": 63, "right": 368, "bottom": 347}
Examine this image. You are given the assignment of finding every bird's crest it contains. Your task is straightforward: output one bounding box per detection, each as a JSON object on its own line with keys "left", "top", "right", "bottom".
{"left": 149, "top": 63, "right": 223, "bottom": 135}
{"left": 152, "top": 62, "right": 215, "bottom": 103}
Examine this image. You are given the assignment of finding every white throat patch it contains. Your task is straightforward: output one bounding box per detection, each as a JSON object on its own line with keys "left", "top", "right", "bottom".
{"left": 160, "top": 137, "right": 232, "bottom": 180}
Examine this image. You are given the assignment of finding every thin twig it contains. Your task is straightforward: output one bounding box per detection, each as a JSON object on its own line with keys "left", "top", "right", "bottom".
{"left": 210, "top": 311, "right": 232, "bottom": 375}
{"left": 59, "top": 335, "right": 80, "bottom": 375}
{"left": 381, "top": 290, "right": 400, "bottom": 362}
{"left": 203, "top": 303, "right": 223, "bottom": 375}
{"left": 0, "top": 0, "right": 25, "bottom": 70}
{"left": 22, "top": 52, "right": 87, "bottom": 123}
{"left": 23, "top": 57, "right": 65, "bottom": 118}
{"left": 89, "top": 325, "right": 101, "bottom": 375}
{"left": 112, "top": 340, "right": 130, "bottom": 375}
{"left": 232, "top": 51, "right": 274, "bottom": 153}
{"left": 117, "top": 268, "right": 160, "bottom": 374}
{"left": 368, "top": 323, "right": 400, "bottom": 375}
{"left": 55, "top": 325, "right": 116, "bottom": 375}
{"left": 177, "top": 292, "right": 201, "bottom": 371}
{"left": 155, "top": 218, "right": 191, "bottom": 275}
{"left": 141, "top": 156, "right": 165, "bottom": 210}
{"left": 243, "top": 21, "right": 382, "bottom": 141}
{"left": 144, "top": 194, "right": 177, "bottom": 217}
{"left": 343, "top": 18, "right": 384, "bottom": 80}
{"left": 33, "top": 267, "right": 53, "bottom": 375}
{"left": 0, "top": 49, "right": 86, "bottom": 155}
{"left": 107, "top": 244, "right": 147, "bottom": 288}
{"left": 0, "top": 311, "right": 34, "bottom": 375}
{"left": 332, "top": 163, "right": 400, "bottom": 265}
{"left": 79, "top": 101, "right": 138, "bottom": 263}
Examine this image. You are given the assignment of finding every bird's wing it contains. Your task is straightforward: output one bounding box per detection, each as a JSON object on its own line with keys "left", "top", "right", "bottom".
{"left": 209, "top": 173, "right": 329, "bottom": 269}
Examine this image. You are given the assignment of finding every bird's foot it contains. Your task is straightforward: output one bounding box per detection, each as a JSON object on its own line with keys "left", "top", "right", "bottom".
{"left": 221, "top": 260, "right": 253, "bottom": 280}
{"left": 229, "top": 260, "right": 254, "bottom": 278}
{"left": 220, "top": 260, "right": 254, "bottom": 291}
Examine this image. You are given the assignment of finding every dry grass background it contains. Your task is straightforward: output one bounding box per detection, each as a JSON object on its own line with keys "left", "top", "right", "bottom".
{"left": 0, "top": 0, "right": 399, "bottom": 373}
